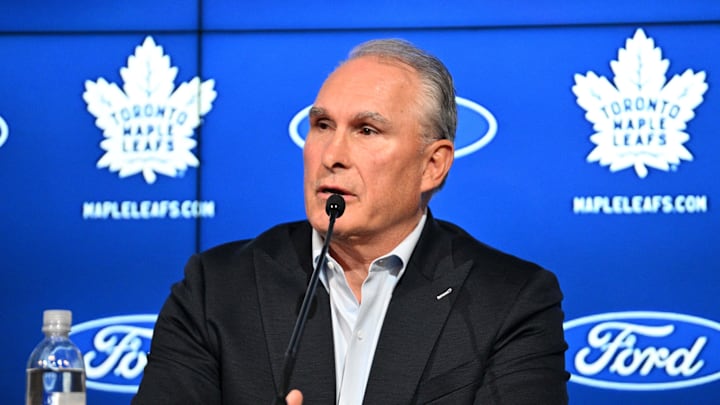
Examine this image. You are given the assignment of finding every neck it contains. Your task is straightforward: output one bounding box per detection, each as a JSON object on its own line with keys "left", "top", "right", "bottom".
{"left": 327, "top": 211, "right": 424, "bottom": 300}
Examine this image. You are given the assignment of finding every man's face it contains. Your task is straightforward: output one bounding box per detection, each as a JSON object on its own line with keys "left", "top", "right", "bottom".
{"left": 303, "top": 55, "right": 438, "bottom": 244}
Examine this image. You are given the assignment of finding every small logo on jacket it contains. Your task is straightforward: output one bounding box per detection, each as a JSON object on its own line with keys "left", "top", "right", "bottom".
{"left": 573, "top": 29, "right": 707, "bottom": 178}
{"left": 83, "top": 36, "right": 216, "bottom": 184}
{"left": 564, "top": 311, "right": 720, "bottom": 390}
{"left": 71, "top": 314, "right": 157, "bottom": 393}
{"left": 288, "top": 96, "right": 497, "bottom": 158}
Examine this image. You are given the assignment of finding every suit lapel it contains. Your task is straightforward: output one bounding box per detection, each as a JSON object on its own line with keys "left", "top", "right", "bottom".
{"left": 254, "top": 222, "right": 336, "bottom": 403}
{"left": 363, "top": 215, "right": 474, "bottom": 404}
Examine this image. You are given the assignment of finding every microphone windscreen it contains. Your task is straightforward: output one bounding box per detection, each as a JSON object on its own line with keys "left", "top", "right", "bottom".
{"left": 325, "top": 194, "right": 346, "bottom": 218}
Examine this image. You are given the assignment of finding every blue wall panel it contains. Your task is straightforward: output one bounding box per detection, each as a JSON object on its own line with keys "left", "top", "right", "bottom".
{"left": 1, "top": 2, "right": 718, "bottom": 404}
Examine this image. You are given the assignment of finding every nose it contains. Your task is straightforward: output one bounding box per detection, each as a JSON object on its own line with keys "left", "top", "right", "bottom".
{"left": 320, "top": 129, "right": 351, "bottom": 170}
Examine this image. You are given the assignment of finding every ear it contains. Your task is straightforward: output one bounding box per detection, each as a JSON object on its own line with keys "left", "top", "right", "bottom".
{"left": 420, "top": 139, "right": 454, "bottom": 193}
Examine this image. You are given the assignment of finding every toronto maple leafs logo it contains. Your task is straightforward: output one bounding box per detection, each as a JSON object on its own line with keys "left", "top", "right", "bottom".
{"left": 573, "top": 29, "right": 707, "bottom": 178}
{"left": 83, "top": 36, "right": 216, "bottom": 184}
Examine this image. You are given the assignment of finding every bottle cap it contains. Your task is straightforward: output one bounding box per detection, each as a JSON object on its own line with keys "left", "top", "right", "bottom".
{"left": 42, "top": 309, "right": 72, "bottom": 334}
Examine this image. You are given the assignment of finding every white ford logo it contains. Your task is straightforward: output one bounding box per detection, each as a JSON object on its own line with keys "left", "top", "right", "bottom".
{"left": 288, "top": 96, "right": 497, "bottom": 158}
{"left": 564, "top": 311, "right": 720, "bottom": 390}
{"left": 71, "top": 314, "right": 157, "bottom": 393}
{"left": 0, "top": 115, "right": 8, "bottom": 148}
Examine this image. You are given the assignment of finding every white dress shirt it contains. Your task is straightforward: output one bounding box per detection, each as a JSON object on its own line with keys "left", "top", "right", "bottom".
{"left": 313, "top": 213, "right": 427, "bottom": 405}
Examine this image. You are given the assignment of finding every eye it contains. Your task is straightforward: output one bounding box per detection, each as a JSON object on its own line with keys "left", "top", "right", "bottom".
{"left": 360, "top": 126, "right": 378, "bottom": 136}
{"left": 312, "top": 119, "right": 333, "bottom": 131}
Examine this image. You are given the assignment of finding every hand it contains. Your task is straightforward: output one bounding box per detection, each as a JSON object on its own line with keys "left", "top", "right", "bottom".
{"left": 285, "top": 389, "right": 303, "bottom": 405}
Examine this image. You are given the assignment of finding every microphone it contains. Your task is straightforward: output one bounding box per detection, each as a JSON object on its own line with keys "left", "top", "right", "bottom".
{"left": 325, "top": 193, "right": 345, "bottom": 217}
{"left": 273, "top": 194, "right": 345, "bottom": 404}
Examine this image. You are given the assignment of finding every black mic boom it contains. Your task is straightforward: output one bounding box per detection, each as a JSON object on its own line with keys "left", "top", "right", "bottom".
{"left": 273, "top": 194, "right": 345, "bottom": 404}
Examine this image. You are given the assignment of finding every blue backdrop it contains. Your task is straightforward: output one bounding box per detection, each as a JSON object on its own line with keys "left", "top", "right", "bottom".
{"left": 1, "top": 1, "right": 719, "bottom": 404}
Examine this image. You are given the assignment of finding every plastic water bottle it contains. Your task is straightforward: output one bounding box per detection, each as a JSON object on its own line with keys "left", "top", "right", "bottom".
{"left": 26, "top": 309, "right": 86, "bottom": 405}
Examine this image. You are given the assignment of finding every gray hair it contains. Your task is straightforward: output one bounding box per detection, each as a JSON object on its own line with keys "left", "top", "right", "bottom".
{"left": 347, "top": 39, "right": 457, "bottom": 145}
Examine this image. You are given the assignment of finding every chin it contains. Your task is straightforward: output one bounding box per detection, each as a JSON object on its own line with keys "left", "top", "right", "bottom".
{"left": 307, "top": 210, "right": 329, "bottom": 232}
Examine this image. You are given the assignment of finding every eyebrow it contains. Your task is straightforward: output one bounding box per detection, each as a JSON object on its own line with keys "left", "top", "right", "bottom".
{"left": 309, "top": 106, "right": 390, "bottom": 125}
{"left": 354, "top": 111, "right": 389, "bottom": 125}
{"left": 309, "top": 106, "right": 326, "bottom": 117}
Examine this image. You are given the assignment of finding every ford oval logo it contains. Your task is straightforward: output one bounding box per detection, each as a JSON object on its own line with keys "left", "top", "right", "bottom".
{"left": 564, "top": 311, "right": 720, "bottom": 390}
{"left": 71, "top": 314, "right": 157, "bottom": 393}
{"left": 0, "top": 115, "right": 8, "bottom": 148}
{"left": 288, "top": 96, "right": 497, "bottom": 158}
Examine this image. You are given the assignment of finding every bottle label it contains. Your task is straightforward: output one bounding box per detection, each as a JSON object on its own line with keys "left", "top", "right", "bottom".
{"left": 51, "top": 392, "right": 86, "bottom": 405}
{"left": 26, "top": 369, "right": 86, "bottom": 405}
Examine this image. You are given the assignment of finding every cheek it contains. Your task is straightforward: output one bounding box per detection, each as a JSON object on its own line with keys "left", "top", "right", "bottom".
{"left": 361, "top": 161, "right": 407, "bottom": 197}
{"left": 302, "top": 142, "right": 312, "bottom": 165}
{"left": 373, "top": 160, "right": 423, "bottom": 199}
{"left": 302, "top": 142, "right": 320, "bottom": 174}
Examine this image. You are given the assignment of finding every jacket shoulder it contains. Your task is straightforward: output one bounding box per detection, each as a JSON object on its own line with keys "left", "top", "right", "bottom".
{"left": 198, "top": 220, "right": 310, "bottom": 262}
{"left": 435, "top": 218, "right": 552, "bottom": 283}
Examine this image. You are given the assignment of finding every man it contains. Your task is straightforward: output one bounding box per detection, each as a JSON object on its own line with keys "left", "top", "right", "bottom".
{"left": 133, "top": 38, "right": 568, "bottom": 405}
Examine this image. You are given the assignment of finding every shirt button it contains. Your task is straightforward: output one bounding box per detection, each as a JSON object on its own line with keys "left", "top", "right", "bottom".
{"left": 327, "top": 261, "right": 335, "bottom": 271}
{"left": 357, "top": 330, "right": 365, "bottom": 341}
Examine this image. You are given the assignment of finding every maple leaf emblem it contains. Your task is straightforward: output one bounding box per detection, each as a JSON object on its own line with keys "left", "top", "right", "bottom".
{"left": 83, "top": 36, "right": 216, "bottom": 184}
{"left": 572, "top": 28, "right": 707, "bottom": 178}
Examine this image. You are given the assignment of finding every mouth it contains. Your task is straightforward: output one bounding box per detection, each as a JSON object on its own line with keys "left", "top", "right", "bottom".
{"left": 317, "top": 185, "right": 352, "bottom": 198}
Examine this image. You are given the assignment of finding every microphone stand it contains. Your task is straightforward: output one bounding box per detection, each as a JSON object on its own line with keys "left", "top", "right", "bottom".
{"left": 272, "top": 195, "right": 345, "bottom": 405}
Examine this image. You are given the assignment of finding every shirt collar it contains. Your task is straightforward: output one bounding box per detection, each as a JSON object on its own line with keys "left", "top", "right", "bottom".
{"left": 312, "top": 212, "right": 427, "bottom": 272}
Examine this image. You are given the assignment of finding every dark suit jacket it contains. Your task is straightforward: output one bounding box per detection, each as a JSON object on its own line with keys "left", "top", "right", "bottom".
{"left": 133, "top": 214, "right": 568, "bottom": 404}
